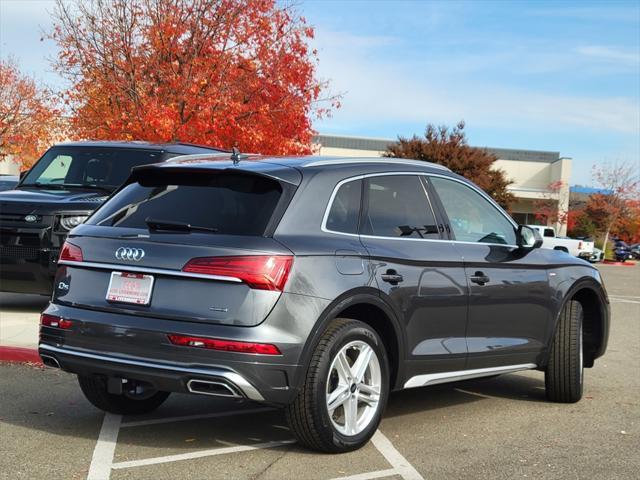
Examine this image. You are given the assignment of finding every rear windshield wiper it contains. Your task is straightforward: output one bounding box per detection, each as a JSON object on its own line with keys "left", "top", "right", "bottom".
{"left": 145, "top": 217, "right": 218, "bottom": 233}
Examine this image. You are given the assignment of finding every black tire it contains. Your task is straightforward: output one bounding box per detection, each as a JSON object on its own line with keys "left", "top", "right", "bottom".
{"left": 78, "top": 375, "right": 170, "bottom": 415}
{"left": 285, "top": 318, "right": 390, "bottom": 453}
{"left": 545, "top": 300, "right": 584, "bottom": 403}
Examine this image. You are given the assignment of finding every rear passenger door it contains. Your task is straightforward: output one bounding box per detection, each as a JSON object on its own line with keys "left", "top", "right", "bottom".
{"left": 358, "top": 174, "right": 469, "bottom": 379}
{"left": 429, "top": 176, "right": 553, "bottom": 370}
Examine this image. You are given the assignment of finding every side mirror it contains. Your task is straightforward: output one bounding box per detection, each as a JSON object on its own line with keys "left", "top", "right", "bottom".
{"left": 517, "top": 225, "right": 542, "bottom": 250}
{"left": 19, "top": 170, "right": 28, "bottom": 180}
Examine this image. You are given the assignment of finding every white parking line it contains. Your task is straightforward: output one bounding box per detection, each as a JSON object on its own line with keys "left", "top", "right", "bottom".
{"left": 111, "top": 439, "right": 297, "bottom": 469}
{"left": 609, "top": 297, "right": 640, "bottom": 304}
{"left": 371, "top": 430, "right": 424, "bottom": 480}
{"left": 87, "top": 413, "right": 122, "bottom": 480}
{"left": 120, "top": 407, "right": 273, "bottom": 428}
{"left": 87, "top": 403, "right": 424, "bottom": 479}
{"left": 330, "top": 467, "right": 398, "bottom": 480}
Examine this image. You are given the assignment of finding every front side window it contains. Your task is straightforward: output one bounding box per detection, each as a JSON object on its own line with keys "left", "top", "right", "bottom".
{"left": 544, "top": 228, "right": 555, "bottom": 237}
{"left": 430, "top": 177, "right": 516, "bottom": 245}
{"left": 326, "top": 179, "right": 362, "bottom": 234}
{"left": 362, "top": 175, "right": 439, "bottom": 239}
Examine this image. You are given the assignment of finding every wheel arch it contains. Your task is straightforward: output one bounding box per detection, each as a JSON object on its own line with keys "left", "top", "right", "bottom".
{"left": 547, "top": 277, "right": 609, "bottom": 368}
{"left": 294, "top": 288, "right": 406, "bottom": 392}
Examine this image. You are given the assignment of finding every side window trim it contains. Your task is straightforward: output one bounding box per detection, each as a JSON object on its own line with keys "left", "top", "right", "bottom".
{"left": 321, "top": 171, "right": 517, "bottom": 246}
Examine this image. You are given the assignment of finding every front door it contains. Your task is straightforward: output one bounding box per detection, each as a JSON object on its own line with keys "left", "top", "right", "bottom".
{"left": 429, "top": 176, "right": 553, "bottom": 370}
{"left": 358, "top": 174, "right": 469, "bottom": 381}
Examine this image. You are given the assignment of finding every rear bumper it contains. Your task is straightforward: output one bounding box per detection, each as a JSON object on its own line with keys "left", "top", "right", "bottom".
{"left": 38, "top": 292, "right": 329, "bottom": 406}
{"left": 39, "top": 343, "right": 265, "bottom": 401}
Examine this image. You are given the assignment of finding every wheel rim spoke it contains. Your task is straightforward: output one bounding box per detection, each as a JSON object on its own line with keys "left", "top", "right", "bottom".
{"left": 352, "top": 345, "right": 373, "bottom": 383}
{"left": 327, "top": 385, "right": 349, "bottom": 413}
{"left": 358, "top": 382, "right": 380, "bottom": 397}
{"left": 344, "top": 394, "right": 358, "bottom": 435}
{"left": 336, "top": 350, "right": 353, "bottom": 383}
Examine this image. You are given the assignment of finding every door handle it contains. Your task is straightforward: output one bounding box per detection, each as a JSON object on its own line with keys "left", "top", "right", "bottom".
{"left": 381, "top": 270, "right": 403, "bottom": 285}
{"left": 470, "top": 271, "right": 490, "bottom": 285}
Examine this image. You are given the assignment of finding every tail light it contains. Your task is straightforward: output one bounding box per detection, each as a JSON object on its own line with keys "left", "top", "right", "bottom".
{"left": 40, "top": 313, "right": 73, "bottom": 329}
{"left": 59, "top": 241, "right": 83, "bottom": 262}
{"left": 168, "top": 334, "right": 281, "bottom": 355}
{"left": 182, "top": 255, "right": 293, "bottom": 291}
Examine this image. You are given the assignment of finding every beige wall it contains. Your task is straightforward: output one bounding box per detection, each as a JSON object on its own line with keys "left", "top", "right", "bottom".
{"left": 0, "top": 157, "right": 20, "bottom": 175}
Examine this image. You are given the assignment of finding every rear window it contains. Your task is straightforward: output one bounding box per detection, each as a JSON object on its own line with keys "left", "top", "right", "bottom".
{"left": 88, "top": 171, "right": 283, "bottom": 236}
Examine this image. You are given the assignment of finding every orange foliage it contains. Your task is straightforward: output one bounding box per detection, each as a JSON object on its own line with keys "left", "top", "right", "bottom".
{"left": 0, "top": 59, "right": 64, "bottom": 168}
{"left": 51, "top": 0, "right": 338, "bottom": 154}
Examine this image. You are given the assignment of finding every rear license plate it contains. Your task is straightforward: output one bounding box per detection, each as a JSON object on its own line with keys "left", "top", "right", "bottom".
{"left": 106, "top": 272, "right": 154, "bottom": 306}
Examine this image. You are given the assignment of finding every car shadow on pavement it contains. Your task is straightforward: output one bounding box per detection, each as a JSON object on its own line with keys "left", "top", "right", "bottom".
{"left": 384, "top": 372, "right": 547, "bottom": 420}
{"left": 1, "top": 364, "right": 546, "bottom": 452}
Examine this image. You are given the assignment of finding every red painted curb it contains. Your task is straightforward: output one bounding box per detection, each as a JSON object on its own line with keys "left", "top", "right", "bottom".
{"left": 602, "top": 260, "right": 636, "bottom": 266}
{"left": 0, "top": 345, "right": 42, "bottom": 364}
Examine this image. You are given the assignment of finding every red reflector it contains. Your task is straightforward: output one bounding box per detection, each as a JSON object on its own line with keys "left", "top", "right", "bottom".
{"left": 59, "top": 242, "right": 83, "bottom": 262}
{"left": 167, "top": 334, "right": 281, "bottom": 355}
{"left": 182, "top": 255, "right": 293, "bottom": 291}
{"left": 40, "top": 314, "right": 73, "bottom": 329}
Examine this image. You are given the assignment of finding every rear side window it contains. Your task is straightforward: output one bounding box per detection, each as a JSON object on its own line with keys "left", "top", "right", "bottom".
{"left": 89, "top": 172, "right": 283, "bottom": 236}
{"left": 544, "top": 228, "right": 555, "bottom": 237}
{"left": 325, "top": 179, "right": 362, "bottom": 234}
{"left": 362, "top": 175, "right": 439, "bottom": 239}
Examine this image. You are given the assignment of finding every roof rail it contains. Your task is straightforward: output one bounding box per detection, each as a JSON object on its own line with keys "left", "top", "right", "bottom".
{"left": 303, "top": 158, "right": 451, "bottom": 171}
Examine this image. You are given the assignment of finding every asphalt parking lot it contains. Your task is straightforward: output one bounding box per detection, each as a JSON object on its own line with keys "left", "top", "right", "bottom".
{"left": 1, "top": 264, "right": 638, "bottom": 480}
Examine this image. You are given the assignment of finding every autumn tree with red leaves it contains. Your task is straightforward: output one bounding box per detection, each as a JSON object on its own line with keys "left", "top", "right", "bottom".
{"left": 50, "top": 0, "right": 337, "bottom": 154}
{"left": 0, "top": 59, "right": 65, "bottom": 168}
{"left": 533, "top": 181, "right": 570, "bottom": 227}
{"left": 384, "top": 122, "right": 514, "bottom": 208}
{"left": 588, "top": 162, "right": 639, "bottom": 255}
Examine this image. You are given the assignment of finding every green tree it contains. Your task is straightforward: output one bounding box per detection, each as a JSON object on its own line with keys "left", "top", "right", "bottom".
{"left": 384, "top": 122, "right": 514, "bottom": 208}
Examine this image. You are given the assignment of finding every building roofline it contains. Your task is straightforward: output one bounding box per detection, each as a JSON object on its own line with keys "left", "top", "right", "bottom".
{"left": 313, "top": 134, "right": 563, "bottom": 163}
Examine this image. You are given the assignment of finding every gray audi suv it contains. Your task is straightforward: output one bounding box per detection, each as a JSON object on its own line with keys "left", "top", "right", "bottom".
{"left": 39, "top": 153, "right": 609, "bottom": 452}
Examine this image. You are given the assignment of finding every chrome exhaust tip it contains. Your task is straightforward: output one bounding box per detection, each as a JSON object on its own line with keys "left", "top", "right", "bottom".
{"left": 187, "top": 379, "right": 242, "bottom": 398}
{"left": 40, "top": 354, "right": 61, "bottom": 369}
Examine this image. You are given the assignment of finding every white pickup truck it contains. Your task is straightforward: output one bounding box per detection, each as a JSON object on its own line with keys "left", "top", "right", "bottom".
{"left": 527, "top": 225, "right": 594, "bottom": 259}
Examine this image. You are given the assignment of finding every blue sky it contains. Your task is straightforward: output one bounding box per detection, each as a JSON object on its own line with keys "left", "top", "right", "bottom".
{"left": 1, "top": 0, "right": 638, "bottom": 185}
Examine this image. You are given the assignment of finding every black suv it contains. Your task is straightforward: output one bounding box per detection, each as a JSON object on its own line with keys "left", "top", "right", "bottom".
{"left": 0, "top": 141, "right": 224, "bottom": 294}
{"left": 38, "top": 154, "right": 609, "bottom": 453}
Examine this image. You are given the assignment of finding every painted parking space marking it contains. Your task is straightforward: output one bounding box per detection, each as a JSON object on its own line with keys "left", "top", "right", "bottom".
{"left": 370, "top": 430, "right": 424, "bottom": 480}
{"left": 87, "top": 413, "right": 122, "bottom": 480}
{"left": 111, "top": 439, "right": 297, "bottom": 469}
{"left": 609, "top": 296, "right": 640, "bottom": 304}
{"left": 330, "top": 467, "right": 397, "bottom": 480}
{"left": 120, "top": 406, "right": 272, "bottom": 428}
{"left": 87, "top": 408, "right": 425, "bottom": 480}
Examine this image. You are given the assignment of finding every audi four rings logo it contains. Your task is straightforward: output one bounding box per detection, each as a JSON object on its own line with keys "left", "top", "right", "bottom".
{"left": 115, "top": 247, "right": 145, "bottom": 262}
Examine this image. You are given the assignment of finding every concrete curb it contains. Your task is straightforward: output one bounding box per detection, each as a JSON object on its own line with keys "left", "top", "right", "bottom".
{"left": 0, "top": 345, "right": 41, "bottom": 364}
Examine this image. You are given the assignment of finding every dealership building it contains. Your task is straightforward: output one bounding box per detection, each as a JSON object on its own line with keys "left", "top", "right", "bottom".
{"left": 314, "top": 134, "right": 572, "bottom": 235}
